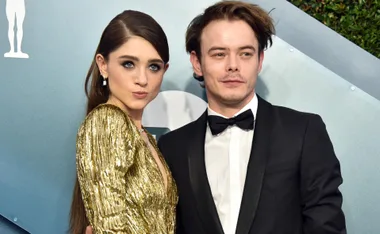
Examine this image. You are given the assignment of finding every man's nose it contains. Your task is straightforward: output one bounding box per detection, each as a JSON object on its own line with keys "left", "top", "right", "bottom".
{"left": 227, "top": 55, "right": 239, "bottom": 72}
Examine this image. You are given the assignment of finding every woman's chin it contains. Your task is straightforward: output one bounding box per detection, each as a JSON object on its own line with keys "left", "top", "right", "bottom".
{"left": 127, "top": 101, "right": 150, "bottom": 111}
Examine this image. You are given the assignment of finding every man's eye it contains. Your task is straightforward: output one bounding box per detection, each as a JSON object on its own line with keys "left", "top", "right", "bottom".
{"left": 241, "top": 52, "right": 253, "bottom": 57}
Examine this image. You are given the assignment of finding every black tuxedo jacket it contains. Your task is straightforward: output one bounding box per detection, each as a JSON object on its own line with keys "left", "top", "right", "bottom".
{"left": 157, "top": 96, "right": 346, "bottom": 234}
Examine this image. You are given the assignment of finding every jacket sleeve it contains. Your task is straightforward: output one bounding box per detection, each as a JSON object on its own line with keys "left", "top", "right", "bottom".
{"left": 300, "top": 114, "right": 347, "bottom": 234}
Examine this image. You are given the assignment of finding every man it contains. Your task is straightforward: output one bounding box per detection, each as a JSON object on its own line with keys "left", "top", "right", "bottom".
{"left": 85, "top": 1, "right": 346, "bottom": 234}
{"left": 158, "top": 1, "right": 346, "bottom": 234}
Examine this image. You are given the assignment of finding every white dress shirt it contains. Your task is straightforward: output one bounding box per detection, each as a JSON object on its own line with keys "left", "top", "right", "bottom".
{"left": 205, "top": 94, "right": 258, "bottom": 234}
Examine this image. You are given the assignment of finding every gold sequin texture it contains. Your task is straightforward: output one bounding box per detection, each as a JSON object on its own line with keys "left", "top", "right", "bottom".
{"left": 76, "top": 104, "right": 178, "bottom": 234}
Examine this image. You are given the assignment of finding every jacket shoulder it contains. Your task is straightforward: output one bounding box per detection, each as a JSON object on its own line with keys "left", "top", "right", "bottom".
{"left": 272, "top": 104, "right": 325, "bottom": 131}
{"left": 158, "top": 118, "right": 199, "bottom": 145}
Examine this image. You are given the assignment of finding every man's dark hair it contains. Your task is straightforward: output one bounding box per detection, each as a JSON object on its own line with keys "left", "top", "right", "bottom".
{"left": 185, "top": 0, "right": 275, "bottom": 82}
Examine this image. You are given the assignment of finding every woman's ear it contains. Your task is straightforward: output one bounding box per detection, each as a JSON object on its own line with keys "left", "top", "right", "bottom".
{"left": 95, "top": 54, "right": 108, "bottom": 77}
{"left": 164, "top": 63, "right": 169, "bottom": 73}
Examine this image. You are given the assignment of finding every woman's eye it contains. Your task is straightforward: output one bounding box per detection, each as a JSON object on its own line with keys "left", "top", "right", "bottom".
{"left": 123, "top": 61, "right": 134, "bottom": 68}
{"left": 149, "top": 64, "right": 161, "bottom": 71}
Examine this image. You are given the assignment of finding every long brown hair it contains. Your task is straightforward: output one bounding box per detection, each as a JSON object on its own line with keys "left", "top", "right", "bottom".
{"left": 69, "top": 10, "right": 169, "bottom": 234}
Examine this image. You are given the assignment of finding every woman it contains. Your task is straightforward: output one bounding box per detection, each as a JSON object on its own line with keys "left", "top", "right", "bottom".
{"left": 69, "top": 10, "right": 178, "bottom": 234}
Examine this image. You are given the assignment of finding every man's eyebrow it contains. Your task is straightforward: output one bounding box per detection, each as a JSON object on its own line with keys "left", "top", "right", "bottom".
{"left": 208, "top": 47, "right": 227, "bottom": 53}
{"left": 207, "top": 45, "right": 256, "bottom": 53}
{"left": 238, "top": 45, "right": 256, "bottom": 52}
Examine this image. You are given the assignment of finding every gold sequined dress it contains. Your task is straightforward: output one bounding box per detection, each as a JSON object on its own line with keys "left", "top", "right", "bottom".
{"left": 76, "top": 104, "right": 178, "bottom": 234}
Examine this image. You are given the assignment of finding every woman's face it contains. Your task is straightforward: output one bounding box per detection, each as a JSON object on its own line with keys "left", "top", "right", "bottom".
{"left": 96, "top": 36, "right": 168, "bottom": 113}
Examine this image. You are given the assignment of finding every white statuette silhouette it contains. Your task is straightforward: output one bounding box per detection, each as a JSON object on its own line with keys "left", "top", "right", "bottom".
{"left": 4, "top": 0, "right": 29, "bottom": 59}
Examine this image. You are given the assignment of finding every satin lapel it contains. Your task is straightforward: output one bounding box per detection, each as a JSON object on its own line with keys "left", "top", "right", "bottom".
{"left": 235, "top": 96, "right": 274, "bottom": 234}
{"left": 187, "top": 111, "right": 224, "bottom": 234}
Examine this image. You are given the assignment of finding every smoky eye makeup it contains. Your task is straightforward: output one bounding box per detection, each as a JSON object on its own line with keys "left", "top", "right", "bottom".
{"left": 121, "top": 60, "right": 134, "bottom": 68}
{"left": 120, "top": 59, "right": 163, "bottom": 72}
{"left": 149, "top": 63, "right": 162, "bottom": 72}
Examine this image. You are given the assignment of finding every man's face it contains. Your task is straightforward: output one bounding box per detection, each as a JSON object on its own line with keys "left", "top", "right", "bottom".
{"left": 191, "top": 19, "right": 264, "bottom": 112}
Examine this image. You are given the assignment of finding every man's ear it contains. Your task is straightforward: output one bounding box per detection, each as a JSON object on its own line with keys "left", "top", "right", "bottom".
{"left": 258, "top": 51, "right": 264, "bottom": 73}
{"left": 190, "top": 51, "right": 203, "bottom": 77}
{"left": 95, "top": 54, "right": 108, "bottom": 77}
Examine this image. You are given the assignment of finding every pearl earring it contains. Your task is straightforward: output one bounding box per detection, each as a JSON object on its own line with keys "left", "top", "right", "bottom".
{"left": 102, "top": 75, "right": 107, "bottom": 86}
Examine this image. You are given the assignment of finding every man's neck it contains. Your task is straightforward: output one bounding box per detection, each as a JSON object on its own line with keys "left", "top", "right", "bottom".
{"left": 208, "top": 93, "right": 255, "bottom": 118}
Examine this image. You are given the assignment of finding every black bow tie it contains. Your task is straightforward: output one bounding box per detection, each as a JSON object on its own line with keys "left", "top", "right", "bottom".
{"left": 207, "top": 109, "right": 254, "bottom": 135}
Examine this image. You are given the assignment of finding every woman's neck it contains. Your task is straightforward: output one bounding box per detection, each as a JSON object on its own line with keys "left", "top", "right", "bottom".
{"left": 106, "top": 99, "right": 143, "bottom": 130}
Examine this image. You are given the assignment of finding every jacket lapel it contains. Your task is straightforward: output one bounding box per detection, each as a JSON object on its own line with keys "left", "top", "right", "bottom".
{"left": 235, "top": 96, "right": 274, "bottom": 234}
{"left": 187, "top": 111, "right": 224, "bottom": 234}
